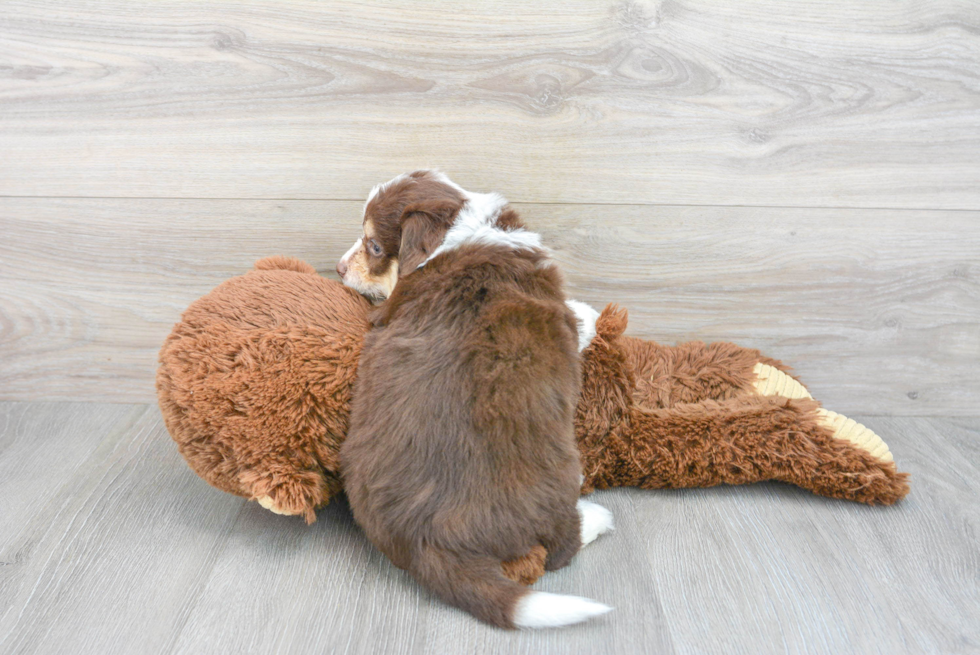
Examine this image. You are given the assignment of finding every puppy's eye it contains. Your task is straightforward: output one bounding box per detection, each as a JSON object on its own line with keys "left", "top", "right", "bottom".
{"left": 367, "top": 240, "right": 383, "bottom": 257}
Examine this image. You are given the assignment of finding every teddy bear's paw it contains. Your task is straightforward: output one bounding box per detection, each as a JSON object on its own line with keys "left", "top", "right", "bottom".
{"left": 240, "top": 469, "right": 329, "bottom": 524}
{"left": 255, "top": 495, "right": 304, "bottom": 516}
{"left": 816, "top": 409, "right": 894, "bottom": 463}
{"left": 752, "top": 363, "right": 812, "bottom": 399}
{"left": 577, "top": 499, "right": 614, "bottom": 547}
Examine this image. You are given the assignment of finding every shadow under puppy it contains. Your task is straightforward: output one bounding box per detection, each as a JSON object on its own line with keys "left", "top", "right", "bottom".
{"left": 339, "top": 171, "right": 614, "bottom": 628}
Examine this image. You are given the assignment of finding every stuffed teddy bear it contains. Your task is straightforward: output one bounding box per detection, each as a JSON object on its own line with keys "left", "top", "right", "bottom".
{"left": 157, "top": 256, "right": 909, "bottom": 585}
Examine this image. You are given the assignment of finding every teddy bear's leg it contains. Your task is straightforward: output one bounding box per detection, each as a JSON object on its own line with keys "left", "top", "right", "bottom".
{"left": 621, "top": 336, "right": 895, "bottom": 463}
{"left": 749, "top": 364, "right": 894, "bottom": 463}
{"left": 596, "top": 397, "right": 909, "bottom": 505}
{"left": 238, "top": 461, "right": 338, "bottom": 525}
{"left": 750, "top": 362, "right": 811, "bottom": 399}
{"left": 618, "top": 337, "right": 791, "bottom": 409}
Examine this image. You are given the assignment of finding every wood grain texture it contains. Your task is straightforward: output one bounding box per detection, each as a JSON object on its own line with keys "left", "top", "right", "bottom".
{"left": 0, "top": 197, "right": 364, "bottom": 403}
{"left": 1, "top": 1, "right": 976, "bottom": 651}
{"left": 0, "top": 402, "right": 142, "bottom": 556}
{"left": 2, "top": 198, "right": 977, "bottom": 415}
{"left": 634, "top": 415, "right": 980, "bottom": 655}
{"left": 1, "top": 403, "right": 977, "bottom": 654}
{"left": 547, "top": 204, "right": 980, "bottom": 417}
{"left": 1, "top": 0, "right": 979, "bottom": 208}
{"left": 169, "top": 490, "right": 671, "bottom": 655}
{"left": 0, "top": 404, "right": 244, "bottom": 655}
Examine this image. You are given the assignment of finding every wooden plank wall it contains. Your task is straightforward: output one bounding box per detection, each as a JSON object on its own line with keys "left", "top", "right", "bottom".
{"left": 1, "top": 0, "right": 978, "bottom": 414}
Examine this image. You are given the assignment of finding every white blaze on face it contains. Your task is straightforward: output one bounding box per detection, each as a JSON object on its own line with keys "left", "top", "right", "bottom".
{"left": 336, "top": 174, "right": 415, "bottom": 302}
{"left": 337, "top": 219, "right": 401, "bottom": 302}
{"left": 339, "top": 237, "right": 363, "bottom": 274}
{"left": 339, "top": 238, "right": 397, "bottom": 301}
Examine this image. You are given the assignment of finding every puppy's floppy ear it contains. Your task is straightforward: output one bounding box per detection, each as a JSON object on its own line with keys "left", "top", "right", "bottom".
{"left": 398, "top": 214, "right": 441, "bottom": 273}
{"left": 398, "top": 198, "right": 459, "bottom": 274}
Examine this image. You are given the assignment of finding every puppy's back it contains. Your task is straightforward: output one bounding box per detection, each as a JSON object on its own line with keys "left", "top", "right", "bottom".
{"left": 343, "top": 244, "right": 602, "bottom": 628}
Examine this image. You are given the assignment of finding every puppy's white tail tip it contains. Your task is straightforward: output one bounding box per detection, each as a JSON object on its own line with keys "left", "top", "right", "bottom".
{"left": 512, "top": 591, "right": 613, "bottom": 629}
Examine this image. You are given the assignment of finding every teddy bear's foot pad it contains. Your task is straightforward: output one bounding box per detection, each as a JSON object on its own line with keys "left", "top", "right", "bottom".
{"left": 256, "top": 495, "right": 303, "bottom": 516}
{"left": 816, "top": 409, "right": 894, "bottom": 463}
{"left": 752, "top": 363, "right": 894, "bottom": 462}
{"left": 752, "top": 363, "right": 812, "bottom": 399}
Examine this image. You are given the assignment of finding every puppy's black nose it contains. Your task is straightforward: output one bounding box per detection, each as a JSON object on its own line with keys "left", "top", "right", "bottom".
{"left": 337, "top": 260, "right": 348, "bottom": 277}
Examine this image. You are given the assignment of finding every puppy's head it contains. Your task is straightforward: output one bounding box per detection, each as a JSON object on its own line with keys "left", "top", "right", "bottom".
{"left": 337, "top": 170, "right": 465, "bottom": 301}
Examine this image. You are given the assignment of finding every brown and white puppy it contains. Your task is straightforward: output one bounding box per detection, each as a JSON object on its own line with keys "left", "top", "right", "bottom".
{"left": 339, "top": 171, "right": 613, "bottom": 629}
{"left": 337, "top": 171, "right": 601, "bottom": 349}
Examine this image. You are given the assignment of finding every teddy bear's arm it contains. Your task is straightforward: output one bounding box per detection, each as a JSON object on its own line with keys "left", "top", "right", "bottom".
{"left": 617, "top": 336, "right": 801, "bottom": 410}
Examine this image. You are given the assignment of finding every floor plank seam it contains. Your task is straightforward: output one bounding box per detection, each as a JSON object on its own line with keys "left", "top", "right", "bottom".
{"left": 161, "top": 501, "right": 248, "bottom": 655}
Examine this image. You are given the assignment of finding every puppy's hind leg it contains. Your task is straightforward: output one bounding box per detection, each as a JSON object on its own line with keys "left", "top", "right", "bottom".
{"left": 578, "top": 499, "right": 614, "bottom": 547}
{"left": 540, "top": 504, "right": 583, "bottom": 571}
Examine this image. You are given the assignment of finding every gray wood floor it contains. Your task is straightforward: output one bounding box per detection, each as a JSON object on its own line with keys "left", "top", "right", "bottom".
{"left": 2, "top": 0, "right": 979, "bottom": 653}
{"left": 0, "top": 402, "right": 976, "bottom": 654}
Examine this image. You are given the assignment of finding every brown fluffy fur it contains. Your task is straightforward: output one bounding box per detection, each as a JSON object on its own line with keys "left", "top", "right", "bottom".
{"left": 157, "top": 256, "right": 370, "bottom": 524}
{"left": 158, "top": 258, "right": 910, "bottom": 586}
{"left": 342, "top": 239, "right": 583, "bottom": 629}
{"left": 577, "top": 306, "right": 910, "bottom": 507}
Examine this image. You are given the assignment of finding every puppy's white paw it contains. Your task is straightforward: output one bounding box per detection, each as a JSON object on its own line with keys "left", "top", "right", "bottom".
{"left": 577, "top": 499, "right": 614, "bottom": 547}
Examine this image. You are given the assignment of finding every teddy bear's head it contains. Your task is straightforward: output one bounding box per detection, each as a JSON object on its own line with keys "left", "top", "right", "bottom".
{"left": 157, "top": 257, "right": 371, "bottom": 523}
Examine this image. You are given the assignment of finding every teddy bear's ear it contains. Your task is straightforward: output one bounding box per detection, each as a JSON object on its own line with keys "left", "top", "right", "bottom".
{"left": 595, "top": 304, "right": 629, "bottom": 340}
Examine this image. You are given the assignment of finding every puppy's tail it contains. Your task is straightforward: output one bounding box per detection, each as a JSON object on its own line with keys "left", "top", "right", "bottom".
{"left": 412, "top": 544, "right": 612, "bottom": 629}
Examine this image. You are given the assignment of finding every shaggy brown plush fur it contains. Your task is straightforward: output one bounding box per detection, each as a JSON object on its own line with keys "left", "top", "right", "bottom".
{"left": 576, "top": 307, "right": 911, "bottom": 507}
{"left": 158, "top": 257, "right": 909, "bottom": 583}
{"left": 157, "top": 256, "right": 370, "bottom": 524}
